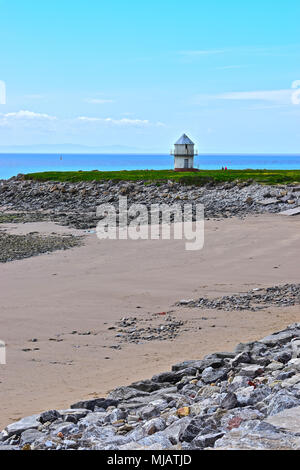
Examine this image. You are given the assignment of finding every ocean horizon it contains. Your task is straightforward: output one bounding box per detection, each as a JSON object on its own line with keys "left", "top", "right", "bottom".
{"left": 1, "top": 153, "right": 300, "bottom": 180}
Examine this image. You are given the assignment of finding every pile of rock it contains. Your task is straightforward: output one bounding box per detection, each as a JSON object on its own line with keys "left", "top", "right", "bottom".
{"left": 0, "top": 179, "right": 299, "bottom": 229}
{"left": 2, "top": 323, "right": 300, "bottom": 450}
{"left": 0, "top": 231, "right": 82, "bottom": 263}
{"left": 178, "top": 284, "right": 300, "bottom": 311}
{"left": 110, "top": 314, "right": 185, "bottom": 345}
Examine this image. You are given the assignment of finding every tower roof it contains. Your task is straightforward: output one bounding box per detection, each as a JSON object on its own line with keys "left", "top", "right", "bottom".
{"left": 175, "top": 134, "right": 194, "bottom": 145}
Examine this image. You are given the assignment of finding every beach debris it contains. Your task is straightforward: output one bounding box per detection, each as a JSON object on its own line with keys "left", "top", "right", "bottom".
{"left": 178, "top": 284, "right": 300, "bottom": 311}
{"left": 111, "top": 315, "right": 185, "bottom": 344}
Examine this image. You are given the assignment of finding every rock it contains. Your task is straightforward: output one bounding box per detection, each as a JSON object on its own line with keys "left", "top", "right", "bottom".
{"left": 235, "top": 385, "right": 271, "bottom": 407}
{"left": 214, "top": 425, "right": 300, "bottom": 450}
{"left": 220, "top": 408, "right": 264, "bottom": 430}
{"left": 221, "top": 392, "right": 238, "bottom": 410}
{"left": 20, "top": 429, "right": 44, "bottom": 445}
{"left": 59, "top": 408, "right": 89, "bottom": 423}
{"left": 230, "top": 351, "right": 251, "bottom": 367}
{"left": 201, "top": 367, "right": 228, "bottom": 384}
{"left": 142, "top": 418, "right": 166, "bottom": 435}
{"left": 260, "top": 329, "right": 300, "bottom": 347}
{"left": 50, "top": 422, "right": 76, "bottom": 437}
{"left": 288, "top": 358, "right": 300, "bottom": 371}
{"left": 138, "top": 405, "right": 161, "bottom": 420}
{"left": 107, "top": 387, "right": 149, "bottom": 401}
{"left": 0, "top": 445, "right": 20, "bottom": 450}
{"left": 151, "top": 371, "right": 181, "bottom": 384}
{"left": 265, "top": 405, "right": 300, "bottom": 434}
{"left": 107, "top": 408, "right": 126, "bottom": 424}
{"left": 39, "top": 410, "right": 61, "bottom": 424}
{"left": 130, "top": 380, "right": 161, "bottom": 393}
{"left": 192, "top": 432, "right": 224, "bottom": 449}
{"left": 176, "top": 407, "right": 190, "bottom": 417}
{"left": 274, "top": 351, "right": 292, "bottom": 364}
{"left": 179, "top": 416, "right": 219, "bottom": 443}
{"left": 265, "top": 361, "right": 284, "bottom": 372}
{"left": 163, "top": 417, "right": 191, "bottom": 445}
{"left": 281, "top": 374, "right": 300, "bottom": 389}
{"left": 70, "top": 398, "right": 119, "bottom": 411}
{"left": 267, "top": 390, "right": 300, "bottom": 416}
{"left": 239, "top": 365, "right": 264, "bottom": 378}
{"left": 5, "top": 415, "right": 40, "bottom": 437}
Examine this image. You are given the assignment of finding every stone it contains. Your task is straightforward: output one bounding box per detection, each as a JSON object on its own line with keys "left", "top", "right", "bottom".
{"left": 230, "top": 351, "right": 251, "bottom": 367}
{"left": 265, "top": 361, "right": 284, "bottom": 372}
{"left": 163, "top": 417, "right": 191, "bottom": 445}
{"left": 5, "top": 415, "right": 40, "bottom": 437}
{"left": 214, "top": 427, "right": 300, "bottom": 450}
{"left": 274, "top": 351, "right": 292, "bottom": 364}
{"left": 59, "top": 408, "right": 89, "bottom": 423}
{"left": 177, "top": 407, "right": 190, "bottom": 417}
{"left": 107, "top": 387, "right": 149, "bottom": 401}
{"left": 260, "top": 329, "right": 300, "bottom": 347}
{"left": 288, "top": 358, "right": 300, "bottom": 371}
{"left": 20, "top": 429, "right": 44, "bottom": 445}
{"left": 70, "top": 398, "right": 119, "bottom": 411}
{"left": 281, "top": 374, "right": 300, "bottom": 388}
{"left": 39, "top": 409, "right": 61, "bottom": 424}
{"left": 239, "top": 365, "right": 264, "bottom": 378}
{"left": 201, "top": 367, "right": 228, "bottom": 384}
{"left": 265, "top": 406, "right": 300, "bottom": 434}
{"left": 130, "top": 380, "right": 161, "bottom": 393}
{"left": 179, "top": 416, "right": 219, "bottom": 443}
{"left": 138, "top": 405, "right": 160, "bottom": 420}
{"left": 142, "top": 418, "right": 166, "bottom": 435}
{"left": 280, "top": 206, "right": 300, "bottom": 216}
{"left": 50, "top": 422, "right": 76, "bottom": 436}
{"left": 192, "top": 432, "right": 224, "bottom": 449}
{"left": 266, "top": 390, "right": 300, "bottom": 416}
{"left": 220, "top": 392, "right": 238, "bottom": 410}
{"left": 0, "top": 445, "right": 20, "bottom": 450}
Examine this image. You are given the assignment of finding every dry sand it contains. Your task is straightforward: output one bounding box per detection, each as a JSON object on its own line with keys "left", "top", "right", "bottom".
{"left": 0, "top": 213, "right": 300, "bottom": 429}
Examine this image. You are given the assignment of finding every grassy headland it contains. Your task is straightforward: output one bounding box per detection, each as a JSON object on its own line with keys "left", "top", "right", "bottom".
{"left": 24, "top": 169, "right": 300, "bottom": 185}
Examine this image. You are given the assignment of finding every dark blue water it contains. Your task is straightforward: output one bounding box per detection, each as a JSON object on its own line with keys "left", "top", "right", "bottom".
{"left": 1, "top": 153, "right": 300, "bottom": 180}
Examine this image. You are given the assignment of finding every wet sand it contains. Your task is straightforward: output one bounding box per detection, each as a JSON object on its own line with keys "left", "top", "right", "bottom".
{"left": 0, "top": 213, "right": 300, "bottom": 429}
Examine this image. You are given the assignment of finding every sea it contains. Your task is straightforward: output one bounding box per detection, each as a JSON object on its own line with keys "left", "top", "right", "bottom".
{"left": 0, "top": 153, "right": 300, "bottom": 180}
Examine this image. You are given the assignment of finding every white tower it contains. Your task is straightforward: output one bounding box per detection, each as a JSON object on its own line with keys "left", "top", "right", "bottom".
{"left": 171, "top": 134, "right": 198, "bottom": 171}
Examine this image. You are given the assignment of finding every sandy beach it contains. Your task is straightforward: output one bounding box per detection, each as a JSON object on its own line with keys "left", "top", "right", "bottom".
{"left": 0, "top": 212, "right": 299, "bottom": 430}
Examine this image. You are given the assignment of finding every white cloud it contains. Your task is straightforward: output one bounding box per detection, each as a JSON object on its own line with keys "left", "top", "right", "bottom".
{"left": 1, "top": 110, "right": 56, "bottom": 120}
{"left": 77, "top": 116, "right": 165, "bottom": 127}
{"left": 215, "top": 89, "right": 292, "bottom": 102}
{"left": 194, "top": 89, "right": 294, "bottom": 106}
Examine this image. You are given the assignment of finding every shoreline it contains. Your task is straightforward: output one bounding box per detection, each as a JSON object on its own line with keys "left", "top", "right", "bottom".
{"left": 0, "top": 212, "right": 300, "bottom": 431}
{"left": 2, "top": 322, "right": 300, "bottom": 450}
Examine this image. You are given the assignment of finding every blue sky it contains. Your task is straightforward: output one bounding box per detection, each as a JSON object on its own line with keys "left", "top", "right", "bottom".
{"left": 0, "top": 0, "right": 300, "bottom": 152}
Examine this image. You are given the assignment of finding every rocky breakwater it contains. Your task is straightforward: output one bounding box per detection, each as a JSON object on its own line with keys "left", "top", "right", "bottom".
{"left": 0, "top": 178, "right": 300, "bottom": 229}
{"left": 3, "top": 323, "right": 300, "bottom": 450}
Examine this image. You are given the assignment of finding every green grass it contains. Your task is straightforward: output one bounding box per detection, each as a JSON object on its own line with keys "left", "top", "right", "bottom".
{"left": 24, "top": 169, "right": 300, "bottom": 186}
